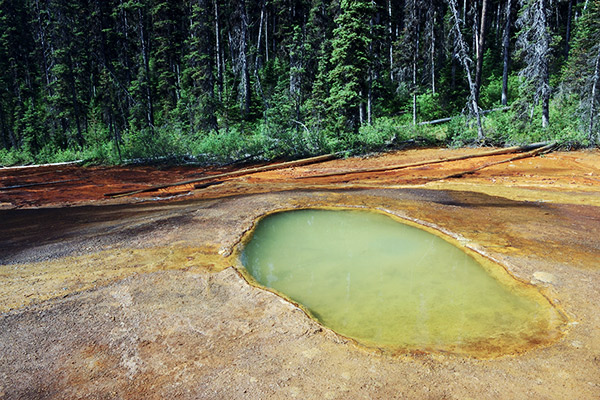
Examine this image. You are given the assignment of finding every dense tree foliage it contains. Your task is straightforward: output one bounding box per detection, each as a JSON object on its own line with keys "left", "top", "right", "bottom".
{"left": 0, "top": 0, "right": 597, "bottom": 165}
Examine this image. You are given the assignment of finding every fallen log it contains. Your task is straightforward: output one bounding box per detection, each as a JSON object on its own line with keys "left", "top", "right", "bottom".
{"left": 104, "top": 152, "right": 340, "bottom": 198}
{"left": 194, "top": 180, "right": 224, "bottom": 190}
{"left": 434, "top": 142, "right": 556, "bottom": 180}
{"left": 417, "top": 117, "right": 452, "bottom": 126}
{"left": 0, "top": 179, "right": 83, "bottom": 191}
{"left": 188, "top": 144, "right": 283, "bottom": 175}
{"left": 297, "top": 142, "right": 552, "bottom": 180}
{"left": 0, "top": 160, "right": 84, "bottom": 170}
{"left": 415, "top": 107, "right": 510, "bottom": 126}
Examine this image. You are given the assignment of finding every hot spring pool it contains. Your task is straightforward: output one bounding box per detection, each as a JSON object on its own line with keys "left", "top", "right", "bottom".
{"left": 240, "top": 209, "right": 565, "bottom": 356}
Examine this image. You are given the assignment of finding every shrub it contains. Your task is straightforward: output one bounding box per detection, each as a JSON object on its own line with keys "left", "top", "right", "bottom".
{"left": 0, "top": 148, "right": 33, "bottom": 166}
{"left": 446, "top": 116, "right": 479, "bottom": 147}
{"left": 416, "top": 91, "right": 445, "bottom": 121}
{"left": 194, "top": 128, "right": 247, "bottom": 161}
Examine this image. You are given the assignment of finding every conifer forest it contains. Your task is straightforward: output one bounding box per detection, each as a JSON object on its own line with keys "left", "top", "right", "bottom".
{"left": 0, "top": 0, "right": 599, "bottom": 165}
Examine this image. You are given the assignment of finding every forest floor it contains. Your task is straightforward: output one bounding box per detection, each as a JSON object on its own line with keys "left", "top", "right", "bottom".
{"left": 1, "top": 147, "right": 599, "bottom": 399}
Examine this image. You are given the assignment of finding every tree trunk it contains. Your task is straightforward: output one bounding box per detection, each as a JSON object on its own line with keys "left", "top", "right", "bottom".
{"left": 501, "top": 0, "right": 512, "bottom": 106}
{"left": 107, "top": 153, "right": 341, "bottom": 198}
{"left": 472, "top": 1, "right": 478, "bottom": 56}
{"left": 368, "top": 12, "right": 374, "bottom": 124}
{"left": 451, "top": 46, "right": 457, "bottom": 89}
{"left": 541, "top": 91, "right": 550, "bottom": 128}
{"left": 449, "top": 0, "right": 484, "bottom": 140}
{"left": 118, "top": 0, "right": 132, "bottom": 113}
{"left": 265, "top": 6, "right": 269, "bottom": 63}
{"left": 430, "top": 11, "right": 436, "bottom": 94}
{"left": 138, "top": 7, "right": 154, "bottom": 128}
{"left": 495, "top": 1, "right": 501, "bottom": 42}
{"left": 34, "top": 0, "right": 52, "bottom": 94}
{"left": 412, "top": 54, "right": 417, "bottom": 125}
{"left": 541, "top": 59, "right": 550, "bottom": 128}
{"left": 255, "top": 0, "right": 265, "bottom": 76}
{"left": 367, "top": 77, "right": 373, "bottom": 124}
{"left": 438, "top": 142, "right": 555, "bottom": 180}
{"left": 540, "top": 0, "right": 550, "bottom": 128}
{"left": 0, "top": 107, "right": 13, "bottom": 149}
{"left": 388, "top": 0, "right": 394, "bottom": 81}
{"left": 475, "top": 0, "right": 489, "bottom": 102}
{"left": 301, "top": 142, "right": 552, "bottom": 179}
{"left": 588, "top": 48, "right": 600, "bottom": 142}
{"left": 412, "top": 7, "right": 420, "bottom": 126}
{"left": 197, "top": 0, "right": 217, "bottom": 131}
{"left": 109, "top": 110, "right": 122, "bottom": 162}
{"left": 213, "top": 0, "right": 224, "bottom": 102}
{"left": 68, "top": 58, "right": 84, "bottom": 148}
{"left": 239, "top": 0, "right": 251, "bottom": 119}
{"left": 565, "top": 0, "right": 573, "bottom": 59}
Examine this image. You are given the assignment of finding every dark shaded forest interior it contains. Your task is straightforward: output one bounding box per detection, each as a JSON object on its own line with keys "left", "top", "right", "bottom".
{"left": 0, "top": 0, "right": 599, "bottom": 166}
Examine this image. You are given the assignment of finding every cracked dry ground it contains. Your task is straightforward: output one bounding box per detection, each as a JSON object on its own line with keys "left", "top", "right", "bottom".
{"left": 1, "top": 148, "right": 599, "bottom": 399}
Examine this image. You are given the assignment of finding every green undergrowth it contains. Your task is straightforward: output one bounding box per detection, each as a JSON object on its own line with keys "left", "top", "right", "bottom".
{"left": 0, "top": 106, "right": 596, "bottom": 167}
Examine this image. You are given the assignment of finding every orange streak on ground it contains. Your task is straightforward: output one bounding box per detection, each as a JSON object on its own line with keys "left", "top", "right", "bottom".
{"left": 1, "top": 148, "right": 598, "bottom": 208}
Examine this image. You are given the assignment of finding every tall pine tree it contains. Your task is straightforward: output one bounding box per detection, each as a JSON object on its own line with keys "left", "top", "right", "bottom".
{"left": 326, "top": 0, "right": 374, "bottom": 134}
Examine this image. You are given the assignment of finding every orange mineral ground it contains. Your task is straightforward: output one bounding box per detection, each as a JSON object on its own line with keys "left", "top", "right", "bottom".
{"left": 0, "top": 147, "right": 599, "bottom": 399}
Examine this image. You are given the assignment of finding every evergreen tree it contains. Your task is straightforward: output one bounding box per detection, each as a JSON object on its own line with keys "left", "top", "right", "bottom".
{"left": 181, "top": 0, "right": 218, "bottom": 132}
{"left": 305, "top": 0, "right": 334, "bottom": 128}
{"left": 565, "top": 0, "right": 600, "bottom": 143}
{"left": 47, "top": 0, "right": 91, "bottom": 147}
{"left": 151, "top": 0, "right": 186, "bottom": 119}
{"left": 326, "top": 0, "right": 374, "bottom": 134}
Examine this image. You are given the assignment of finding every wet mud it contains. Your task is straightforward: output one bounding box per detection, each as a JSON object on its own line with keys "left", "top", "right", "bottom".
{"left": 1, "top": 148, "right": 599, "bottom": 399}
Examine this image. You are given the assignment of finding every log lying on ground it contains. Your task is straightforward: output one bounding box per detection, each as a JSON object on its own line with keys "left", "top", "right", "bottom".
{"left": 193, "top": 180, "right": 224, "bottom": 190}
{"left": 416, "top": 107, "right": 510, "bottom": 126}
{"left": 297, "top": 142, "right": 552, "bottom": 180}
{"left": 104, "top": 153, "right": 340, "bottom": 198}
{"left": 434, "top": 142, "right": 556, "bottom": 180}
{"left": 0, "top": 160, "right": 84, "bottom": 171}
{"left": 187, "top": 144, "right": 280, "bottom": 176}
{"left": 0, "top": 179, "right": 83, "bottom": 191}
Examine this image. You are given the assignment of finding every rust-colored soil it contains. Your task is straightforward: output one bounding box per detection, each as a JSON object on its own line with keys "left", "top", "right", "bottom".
{"left": 1, "top": 148, "right": 599, "bottom": 399}
{"left": 1, "top": 148, "right": 598, "bottom": 208}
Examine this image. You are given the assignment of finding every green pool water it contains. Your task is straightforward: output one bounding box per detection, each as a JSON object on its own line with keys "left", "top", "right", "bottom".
{"left": 240, "top": 209, "right": 564, "bottom": 356}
